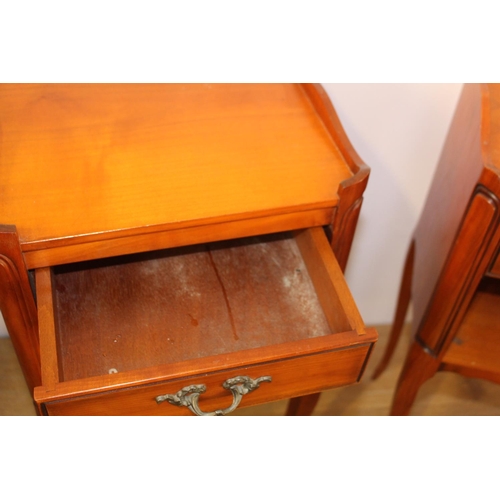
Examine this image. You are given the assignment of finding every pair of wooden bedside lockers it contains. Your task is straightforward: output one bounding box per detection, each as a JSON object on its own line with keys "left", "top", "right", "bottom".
{"left": 1, "top": 83, "right": 498, "bottom": 416}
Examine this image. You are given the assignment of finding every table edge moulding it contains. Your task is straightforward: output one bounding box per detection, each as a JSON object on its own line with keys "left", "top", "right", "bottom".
{"left": 0, "top": 83, "right": 377, "bottom": 416}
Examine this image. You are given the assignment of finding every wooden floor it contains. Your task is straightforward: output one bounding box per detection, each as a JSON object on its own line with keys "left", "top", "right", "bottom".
{"left": 2, "top": 324, "right": 500, "bottom": 416}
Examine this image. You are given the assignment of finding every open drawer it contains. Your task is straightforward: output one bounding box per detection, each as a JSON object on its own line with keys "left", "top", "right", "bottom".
{"left": 33, "top": 227, "right": 377, "bottom": 416}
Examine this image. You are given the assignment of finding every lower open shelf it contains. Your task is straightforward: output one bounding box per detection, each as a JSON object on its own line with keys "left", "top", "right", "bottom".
{"left": 442, "top": 278, "right": 500, "bottom": 383}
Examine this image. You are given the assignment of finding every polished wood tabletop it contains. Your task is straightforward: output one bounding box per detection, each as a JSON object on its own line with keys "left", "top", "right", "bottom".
{"left": 0, "top": 83, "right": 374, "bottom": 414}
{"left": 0, "top": 84, "right": 351, "bottom": 268}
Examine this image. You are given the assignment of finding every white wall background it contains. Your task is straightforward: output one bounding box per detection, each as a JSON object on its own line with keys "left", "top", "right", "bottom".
{"left": 322, "top": 83, "right": 464, "bottom": 325}
{"left": 0, "top": 84, "right": 464, "bottom": 338}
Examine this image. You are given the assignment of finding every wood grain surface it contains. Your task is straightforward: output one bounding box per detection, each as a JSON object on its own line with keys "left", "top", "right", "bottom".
{"left": 0, "top": 84, "right": 351, "bottom": 265}
{"left": 442, "top": 278, "right": 500, "bottom": 383}
{"left": 48, "top": 231, "right": 338, "bottom": 381}
{"left": 372, "top": 84, "right": 500, "bottom": 415}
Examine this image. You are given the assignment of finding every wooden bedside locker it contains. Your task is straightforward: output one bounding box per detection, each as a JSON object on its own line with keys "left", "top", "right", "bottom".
{"left": 373, "top": 83, "right": 500, "bottom": 415}
{"left": 0, "top": 83, "right": 377, "bottom": 416}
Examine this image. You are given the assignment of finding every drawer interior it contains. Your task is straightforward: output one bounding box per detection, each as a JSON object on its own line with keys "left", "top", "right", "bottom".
{"left": 35, "top": 228, "right": 364, "bottom": 384}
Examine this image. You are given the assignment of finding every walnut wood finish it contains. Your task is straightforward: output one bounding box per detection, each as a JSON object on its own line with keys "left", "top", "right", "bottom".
{"left": 373, "top": 83, "right": 500, "bottom": 415}
{"left": 0, "top": 84, "right": 373, "bottom": 415}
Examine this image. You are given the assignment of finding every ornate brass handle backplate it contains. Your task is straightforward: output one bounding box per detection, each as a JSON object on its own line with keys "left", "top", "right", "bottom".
{"left": 155, "top": 375, "right": 272, "bottom": 416}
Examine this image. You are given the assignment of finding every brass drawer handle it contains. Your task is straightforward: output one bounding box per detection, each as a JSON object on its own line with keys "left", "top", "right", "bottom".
{"left": 155, "top": 375, "right": 272, "bottom": 416}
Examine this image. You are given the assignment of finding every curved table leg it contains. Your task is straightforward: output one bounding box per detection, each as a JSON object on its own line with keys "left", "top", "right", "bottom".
{"left": 286, "top": 393, "right": 321, "bottom": 416}
{"left": 390, "top": 339, "right": 439, "bottom": 416}
{"left": 372, "top": 241, "right": 415, "bottom": 380}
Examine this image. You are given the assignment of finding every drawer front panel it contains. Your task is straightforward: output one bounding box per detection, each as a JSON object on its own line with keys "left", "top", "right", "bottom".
{"left": 41, "top": 343, "right": 373, "bottom": 416}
